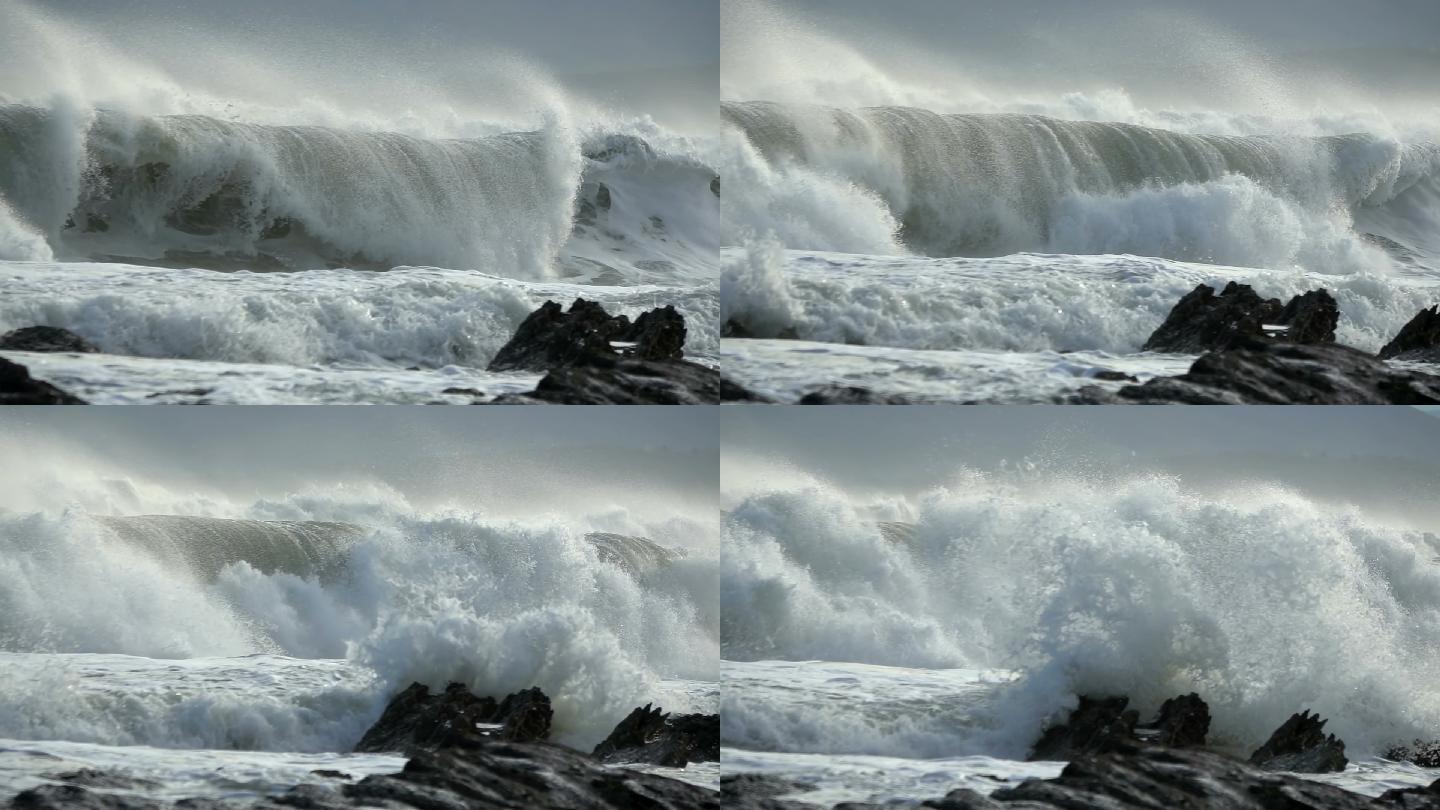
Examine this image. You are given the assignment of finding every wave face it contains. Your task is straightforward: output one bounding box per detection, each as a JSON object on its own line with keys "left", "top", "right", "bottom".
{"left": 721, "top": 101, "right": 1440, "bottom": 272}
{"left": 0, "top": 104, "right": 719, "bottom": 280}
{"left": 0, "top": 506, "right": 717, "bottom": 750}
{"left": 722, "top": 473, "right": 1440, "bottom": 759}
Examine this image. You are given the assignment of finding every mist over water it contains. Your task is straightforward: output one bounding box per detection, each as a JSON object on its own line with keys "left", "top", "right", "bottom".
{"left": 0, "top": 411, "right": 718, "bottom": 752}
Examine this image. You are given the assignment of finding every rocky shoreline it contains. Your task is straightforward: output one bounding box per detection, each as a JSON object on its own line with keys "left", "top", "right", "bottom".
{"left": 10, "top": 682, "right": 720, "bottom": 809}
{"left": 724, "top": 692, "right": 1440, "bottom": 810}
{"left": 721, "top": 284, "right": 1440, "bottom": 404}
{"left": 0, "top": 299, "right": 719, "bottom": 406}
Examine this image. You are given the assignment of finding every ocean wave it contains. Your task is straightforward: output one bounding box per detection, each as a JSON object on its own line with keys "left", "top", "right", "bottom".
{"left": 0, "top": 103, "right": 718, "bottom": 281}
{"left": 722, "top": 473, "right": 1440, "bottom": 758}
{"left": 721, "top": 101, "right": 1440, "bottom": 272}
{"left": 0, "top": 502, "right": 718, "bottom": 749}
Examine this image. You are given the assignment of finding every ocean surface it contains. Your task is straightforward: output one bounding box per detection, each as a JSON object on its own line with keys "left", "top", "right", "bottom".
{"left": 0, "top": 506, "right": 720, "bottom": 801}
{"left": 0, "top": 105, "right": 719, "bottom": 403}
{"left": 719, "top": 98, "right": 1440, "bottom": 400}
{"left": 721, "top": 471, "right": 1440, "bottom": 805}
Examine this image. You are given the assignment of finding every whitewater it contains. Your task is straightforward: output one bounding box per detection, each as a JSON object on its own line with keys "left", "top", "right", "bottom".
{"left": 720, "top": 466, "right": 1440, "bottom": 804}
{"left": 0, "top": 1, "right": 719, "bottom": 403}
{"left": 718, "top": 0, "right": 1440, "bottom": 401}
{"left": 0, "top": 464, "right": 720, "bottom": 800}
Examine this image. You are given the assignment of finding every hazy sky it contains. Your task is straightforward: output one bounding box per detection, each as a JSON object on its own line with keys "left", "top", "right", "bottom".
{"left": 6, "top": 0, "right": 718, "bottom": 131}
{"left": 723, "top": 406, "right": 1440, "bottom": 526}
{"left": 0, "top": 407, "right": 717, "bottom": 528}
{"left": 723, "top": 0, "right": 1440, "bottom": 117}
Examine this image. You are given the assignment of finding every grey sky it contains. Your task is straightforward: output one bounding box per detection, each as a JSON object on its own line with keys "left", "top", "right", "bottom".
{"left": 0, "top": 407, "right": 717, "bottom": 528}
{"left": 10, "top": 0, "right": 718, "bottom": 131}
{"left": 723, "top": 407, "right": 1440, "bottom": 528}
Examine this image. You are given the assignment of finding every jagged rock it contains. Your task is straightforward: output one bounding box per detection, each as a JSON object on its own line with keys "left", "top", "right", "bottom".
{"left": 1029, "top": 696, "right": 1139, "bottom": 761}
{"left": 1091, "top": 340, "right": 1440, "bottom": 404}
{"left": 1277, "top": 289, "right": 1338, "bottom": 345}
{"left": 1384, "top": 740, "right": 1440, "bottom": 767}
{"left": 0, "top": 326, "right": 99, "bottom": 353}
{"left": 492, "top": 686, "right": 552, "bottom": 743}
{"left": 1248, "top": 710, "right": 1348, "bottom": 773}
{"left": 0, "top": 357, "right": 86, "bottom": 404}
{"left": 1143, "top": 693, "right": 1210, "bottom": 748}
{"left": 492, "top": 356, "right": 720, "bottom": 405}
{"left": 487, "top": 299, "right": 691, "bottom": 376}
{"left": 353, "top": 681, "right": 502, "bottom": 753}
{"left": 1141, "top": 283, "right": 1337, "bottom": 353}
{"left": 720, "top": 774, "right": 814, "bottom": 810}
{"left": 1379, "top": 306, "right": 1440, "bottom": 362}
{"left": 797, "top": 386, "right": 913, "bottom": 405}
{"left": 487, "top": 299, "right": 631, "bottom": 372}
{"left": 626, "top": 306, "right": 687, "bottom": 362}
{"left": 720, "top": 376, "right": 773, "bottom": 402}
{"left": 592, "top": 704, "right": 720, "bottom": 767}
{"left": 921, "top": 745, "right": 1383, "bottom": 810}
{"left": 12, "top": 739, "right": 719, "bottom": 810}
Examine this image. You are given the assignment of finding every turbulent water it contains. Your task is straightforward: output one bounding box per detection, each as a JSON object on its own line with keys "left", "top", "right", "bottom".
{"left": 720, "top": 470, "right": 1440, "bottom": 804}
{"left": 719, "top": 96, "right": 1440, "bottom": 400}
{"left": 0, "top": 499, "right": 719, "bottom": 799}
{"left": 0, "top": 100, "right": 719, "bottom": 402}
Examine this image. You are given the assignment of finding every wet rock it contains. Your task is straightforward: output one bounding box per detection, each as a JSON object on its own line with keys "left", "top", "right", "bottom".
{"left": 1100, "top": 340, "right": 1440, "bottom": 404}
{"left": 45, "top": 770, "right": 161, "bottom": 790}
{"left": 493, "top": 355, "right": 719, "bottom": 405}
{"left": 487, "top": 299, "right": 690, "bottom": 375}
{"left": 592, "top": 704, "right": 720, "bottom": 767}
{"left": 308, "top": 770, "right": 351, "bottom": 780}
{"left": 1248, "top": 710, "right": 1348, "bottom": 773}
{"left": 1143, "top": 692, "right": 1210, "bottom": 748}
{"left": 720, "top": 773, "right": 814, "bottom": 810}
{"left": 1384, "top": 740, "right": 1440, "bottom": 768}
{"left": 1277, "top": 289, "right": 1339, "bottom": 345}
{"left": 797, "top": 385, "right": 913, "bottom": 405}
{"left": 1142, "top": 283, "right": 1338, "bottom": 353}
{"left": 492, "top": 686, "right": 552, "bottom": 743}
{"left": 1029, "top": 695, "right": 1138, "bottom": 761}
{"left": 1379, "top": 306, "right": 1440, "bottom": 362}
{"left": 0, "top": 357, "right": 86, "bottom": 404}
{"left": 10, "top": 784, "right": 170, "bottom": 810}
{"left": 353, "top": 681, "right": 501, "bottom": 753}
{"left": 0, "top": 326, "right": 99, "bottom": 353}
{"left": 720, "top": 376, "right": 774, "bottom": 402}
{"left": 923, "top": 745, "right": 1381, "bottom": 810}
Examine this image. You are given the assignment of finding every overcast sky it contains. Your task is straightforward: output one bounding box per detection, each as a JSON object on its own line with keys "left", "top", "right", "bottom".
{"left": 6, "top": 0, "right": 718, "bottom": 132}
{"left": 0, "top": 407, "right": 717, "bottom": 531}
{"left": 724, "top": 406, "right": 1440, "bottom": 528}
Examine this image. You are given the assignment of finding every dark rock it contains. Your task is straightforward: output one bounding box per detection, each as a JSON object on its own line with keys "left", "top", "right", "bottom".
{"left": 487, "top": 299, "right": 631, "bottom": 372}
{"left": 1379, "top": 306, "right": 1440, "bottom": 362}
{"left": 492, "top": 686, "right": 552, "bottom": 742}
{"left": 798, "top": 385, "right": 913, "bottom": 405}
{"left": 1144, "top": 693, "right": 1210, "bottom": 748}
{"left": 626, "top": 306, "right": 687, "bottom": 362}
{"left": 1377, "top": 780, "right": 1440, "bottom": 806}
{"left": 493, "top": 356, "right": 719, "bottom": 405}
{"left": 1384, "top": 740, "right": 1440, "bottom": 767}
{"left": 1248, "top": 710, "right": 1348, "bottom": 773}
{"left": 720, "top": 376, "right": 774, "bottom": 402}
{"left": 1141, "top": 283, "right": 1338, "bottom": 353}
{"left": 10, "top": 784, "right": 168, "bottom": 810}
{"left": 439, "top": 387, "right": 483, "bottom": 397}
{"left": 353, "top": 681, "right": 499, "bottom": 753}
{"left": 339, "top": 737, "right": 718, "bottom": 810}
{"left": 0, "top": 357, "right": 86, "bottom": 404}
{"left": 720, "top": 773, "right": 814, "bottom": 810}
{"left": 592, "top": 704, "right": 720, "bottom": 767}
{"left": 1029, "top": 695, "right": 1138, "bottom": 761}
{"left": 46, "top": 770, "right": 161, "bottom": 790}
{"left": 1091, "top": 369, "right": 1139, "bottom": 382}
{"left": 1105, "top": 340, "right": 1440, "bottom": 404}
{"left": 923, "top": 745, "right": 1381, "bottom": 810}
{"left": 1277, "top": 289, "right": 1339, "bottom": 345}
{"left": 711, "top": 176, "right": 720, "bottom": 197}
{"left": 307, "top": 770, "right": 350, "bottom": 780}
{"left": 0, "top": 326, "right": 99, "bottom": 353}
